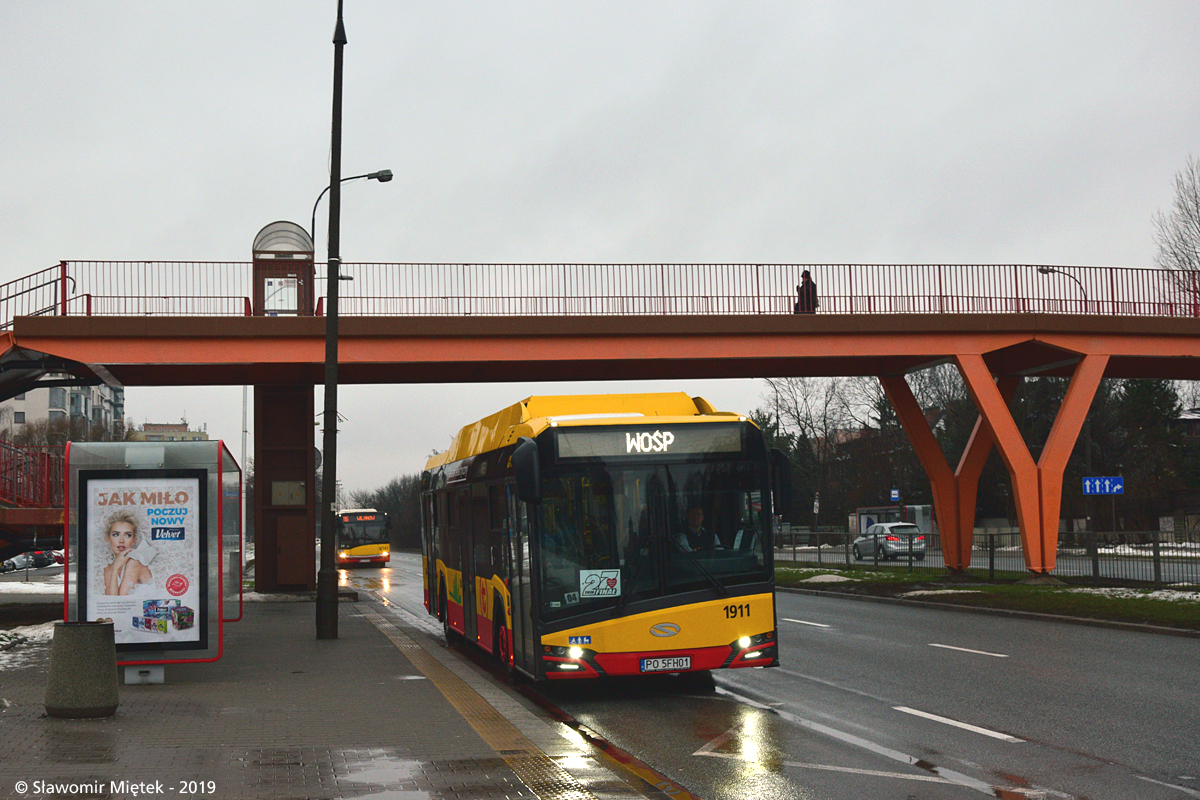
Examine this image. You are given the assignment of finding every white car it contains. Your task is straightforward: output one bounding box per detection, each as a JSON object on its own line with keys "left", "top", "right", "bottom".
{"left": 0, "top": 550, "right": 55, "bottom": 572}
{"left": 852, "top": 522, "right": 926, "bottom": 561}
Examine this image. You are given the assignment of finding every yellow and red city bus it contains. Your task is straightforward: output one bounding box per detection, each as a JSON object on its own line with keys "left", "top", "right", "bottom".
{"left": 336, "top": 508, "right": 391, "bottom": 566}
{"left": 421, "top": 393, "right": 790, "bottom": 681}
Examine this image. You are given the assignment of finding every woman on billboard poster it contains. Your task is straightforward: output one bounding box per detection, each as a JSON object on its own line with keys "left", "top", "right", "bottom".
{"left": 101, "top": 509, "right": 156, "bottom": 596}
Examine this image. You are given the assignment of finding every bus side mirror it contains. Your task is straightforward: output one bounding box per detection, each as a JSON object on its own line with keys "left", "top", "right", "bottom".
{"left": 513, "top": 437, "right": 541, "bottom": 505}
{"left": 770, "top": 448, "right": 792, "bottom": 516}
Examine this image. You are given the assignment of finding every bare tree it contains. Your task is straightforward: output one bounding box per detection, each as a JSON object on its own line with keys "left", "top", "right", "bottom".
{"left": 762, "top": 376, "right": 860, "bottom": 528}
{"left": 763, "top": 376, "right": 855, "bottom": 453}
{"left": 1155, "top": 156, "right": 1200, "bottom": 298}
{"left": 1176, "top": 380, "right": 1200, "bottom": 412}
{"left": 350, "top": 474, "right": 424, "bottom": 548}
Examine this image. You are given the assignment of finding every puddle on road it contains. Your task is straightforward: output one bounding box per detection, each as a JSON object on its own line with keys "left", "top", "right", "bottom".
{"left": 341, "top": 756, "right": 424, "bottom": 785}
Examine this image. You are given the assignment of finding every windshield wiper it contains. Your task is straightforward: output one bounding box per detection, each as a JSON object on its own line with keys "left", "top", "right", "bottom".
{"left": 614, "top": 536, "right": 652, "bottom": 616}
{"left": 671, "top": 538, "right": 728, "bottom": 597}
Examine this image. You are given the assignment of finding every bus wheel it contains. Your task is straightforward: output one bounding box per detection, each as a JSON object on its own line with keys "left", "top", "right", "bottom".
{"left": 493, "top": 603, "right": 512, "bottom": 676}
{"left": 440, "top": 586, "right": 459, "bottom": 645}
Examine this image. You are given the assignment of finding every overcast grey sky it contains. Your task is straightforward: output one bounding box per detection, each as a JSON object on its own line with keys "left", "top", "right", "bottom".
{"left": 2, "top": 2, "right": 1198, "bottom": 493}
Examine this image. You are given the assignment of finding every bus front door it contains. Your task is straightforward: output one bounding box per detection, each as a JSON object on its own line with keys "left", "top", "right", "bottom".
{"left": 468, "top": 485, "right": 491, "bottom": 647}
{"left": 453, "top": 488, "right": 475, "bottom": 641}
{"left": 508, "top": 489, "right": 536, "bottom": 675}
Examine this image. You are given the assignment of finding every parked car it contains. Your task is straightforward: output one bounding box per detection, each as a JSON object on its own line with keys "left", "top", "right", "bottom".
{"left": 853, "top": 522, "right": 926, "bottom": 561}
{"left": 52, "top": 549, "right": 65, "bottom": 564}
{"left": 0, "top": 550, "right": 55, "bottom": 572}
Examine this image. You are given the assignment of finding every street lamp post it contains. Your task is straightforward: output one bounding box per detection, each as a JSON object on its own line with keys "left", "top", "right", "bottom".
{"left": 316, "top": 0, "right": 349, "bottom": 640}
{"left": 310, "top": 169, "right": 393, "bottom": 248}
{"left": 314, "top": 3, "right": 391, "bottom": 640}
{"left": 1037, "top": 266, "right": 1088, "bottom": 312}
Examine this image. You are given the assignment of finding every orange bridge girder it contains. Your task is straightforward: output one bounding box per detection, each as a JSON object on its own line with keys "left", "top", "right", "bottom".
{"left": 7, "top": 312, "right": 1200, "bottom": 578}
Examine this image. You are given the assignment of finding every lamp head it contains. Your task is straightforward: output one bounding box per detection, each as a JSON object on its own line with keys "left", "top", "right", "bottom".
{"left": 1037, "top": 266, "right": 1055, "bottom": 275}
{"left": 368, "top": 169, "right": 394, "bottom": 183}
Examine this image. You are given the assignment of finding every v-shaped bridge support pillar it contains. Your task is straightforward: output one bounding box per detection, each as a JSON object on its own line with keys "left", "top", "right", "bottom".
{"left": 881, "top": 352, "right": 1108, "bottom": 576}
{"left": 881, "top": 374, "right": 1018, "bottom": 573}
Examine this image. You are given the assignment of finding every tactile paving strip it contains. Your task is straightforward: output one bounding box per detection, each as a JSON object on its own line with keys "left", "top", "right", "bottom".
{"left": 360, "top": 604, "right": 600, "bottom": 800}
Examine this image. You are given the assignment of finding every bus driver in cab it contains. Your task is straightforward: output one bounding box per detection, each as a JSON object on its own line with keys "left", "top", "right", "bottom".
{"left": 676, "top": 507, "right": 724, "bottom": 552}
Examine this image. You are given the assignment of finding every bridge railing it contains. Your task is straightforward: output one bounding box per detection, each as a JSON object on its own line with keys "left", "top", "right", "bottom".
{"left": 0, "top": 442, "right": 65, "bottom": 508}
{"left": 3, "top": 261, "right": 1199, "bottom": 328}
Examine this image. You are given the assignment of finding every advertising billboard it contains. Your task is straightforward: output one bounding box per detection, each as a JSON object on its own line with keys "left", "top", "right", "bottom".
{"left": 77, "top": 469, "right": 208, "bottom": 652}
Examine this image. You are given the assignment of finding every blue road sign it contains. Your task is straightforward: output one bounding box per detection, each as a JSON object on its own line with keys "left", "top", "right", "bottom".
{"left": 1082, "top": 476, "right": 1124, "bottom": 495}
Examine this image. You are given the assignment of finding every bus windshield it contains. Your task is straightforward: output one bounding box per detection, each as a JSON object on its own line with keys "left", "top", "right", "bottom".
{"left": 339, "top": 513, "right": 387, "bottom": 548}
{"left": 537, "top": 460, "right": 769, "bottom": 620}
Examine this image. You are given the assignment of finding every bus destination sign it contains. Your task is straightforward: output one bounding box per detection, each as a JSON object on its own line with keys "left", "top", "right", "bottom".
{"left": 556, "top": 425, "right": 742, "bottom": 459}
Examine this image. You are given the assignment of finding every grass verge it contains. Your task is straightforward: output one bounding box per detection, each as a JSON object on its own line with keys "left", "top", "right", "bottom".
{"left": 775, "top": 566, "right": 1200, "bottom": 631}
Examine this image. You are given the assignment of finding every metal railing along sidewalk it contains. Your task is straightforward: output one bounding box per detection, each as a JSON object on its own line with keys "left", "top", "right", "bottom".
{"left": 775, "top": 529, "right": 1200, "bottom": 587}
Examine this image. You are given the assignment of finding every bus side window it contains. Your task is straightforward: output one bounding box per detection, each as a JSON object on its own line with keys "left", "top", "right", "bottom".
{"left": 490, "top": 484, "right": 509, "bottom": 530}
{"left": 489, "top": 484, "right": 509, "bottom": 580}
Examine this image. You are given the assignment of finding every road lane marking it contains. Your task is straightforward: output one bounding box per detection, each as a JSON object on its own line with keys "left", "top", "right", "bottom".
{"left": 893, "top": 706, "right": 1024, "bottom": 742}
{"left": 783, "top": 618, "right": 832, "bottom": 628}
{"left": 716, "top": 688, "right": 1024, "bottom": 796}
{"left": 1136, "top": 776, "right": 1200, "bottom": 798}
{"left": 697, "top": 747, "right": 954, "bottom": 784}
{"left": 929, "top": 642, "right": 1009, "bottom": 658}
{"left": 778, "top": 668, "right": 890, "bottom": 702}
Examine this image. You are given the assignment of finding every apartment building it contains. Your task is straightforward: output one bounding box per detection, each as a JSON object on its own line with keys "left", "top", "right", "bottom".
{"left": 128, "top": 422, "right": 210, "bottom": 442}
{"left": 0, "top": 381, "right": 126, "bottom": 442}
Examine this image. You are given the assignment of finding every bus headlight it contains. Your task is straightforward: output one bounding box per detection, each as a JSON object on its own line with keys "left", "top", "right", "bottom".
{"left": 568, "top": 646, "right": 584, "bottom": 659}
{"left": 738, "top": 636, "right": 752, "bottom": 649}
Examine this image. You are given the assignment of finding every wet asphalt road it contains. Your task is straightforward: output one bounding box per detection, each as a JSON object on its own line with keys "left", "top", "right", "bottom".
{"left": 351, "top": 553, "right": 1200, "bottom": 800}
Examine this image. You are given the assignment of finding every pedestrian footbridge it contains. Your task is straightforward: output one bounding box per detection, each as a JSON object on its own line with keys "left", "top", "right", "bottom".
{"left": 4, "top": 242, "right": 1198, "bottom": 582}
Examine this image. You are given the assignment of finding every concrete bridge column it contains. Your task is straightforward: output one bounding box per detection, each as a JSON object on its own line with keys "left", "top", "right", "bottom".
{"left": 253, "top": 385, "right": 317, "bottom": 592}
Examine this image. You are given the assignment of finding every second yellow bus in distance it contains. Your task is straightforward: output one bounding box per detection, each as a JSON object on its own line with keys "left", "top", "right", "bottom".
{"left": 421, "top": 392, "right": 790, "bottom": 681}
{"left": 336, "top": 508, "right": 391, "bottom": 566}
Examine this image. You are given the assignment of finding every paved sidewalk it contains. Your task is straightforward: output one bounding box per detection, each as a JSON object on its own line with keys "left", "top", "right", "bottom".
{"left": 0, "top": 597, "right": 659, "bottom": 800}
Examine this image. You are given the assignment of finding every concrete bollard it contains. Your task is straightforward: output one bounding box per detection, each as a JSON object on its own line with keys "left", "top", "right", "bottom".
{"left": 44, "top": 621, "right": 119, "bottom": 718}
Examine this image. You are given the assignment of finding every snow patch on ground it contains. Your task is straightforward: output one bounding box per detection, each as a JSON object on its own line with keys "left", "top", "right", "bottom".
{"left": 902, "top": 589, "right": 985, "bottom": 597}
{"left": 801, "top": 573, "right": 856, "bottom": 583}
{"left": 0, "top": 579, "right": 62, "bottom": 594}
{"left": 898, "top": 587, "right": 1200, "bottom": 603}
{"left": 1059, "top": 587, "right": 1200, "bottom": 602}
{"left": 0, "top": 622, "right": 56, "bottom": 670}
{"left": 242, "top": 592, "right": 312, "bottom": 603}
{"left": 1056, "top": 544, "right": 1200, "bottom": 558}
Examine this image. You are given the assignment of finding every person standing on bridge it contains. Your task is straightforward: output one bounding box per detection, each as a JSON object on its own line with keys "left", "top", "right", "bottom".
{"left": 794, "top": 270, "right": 818, "bottom": 314}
